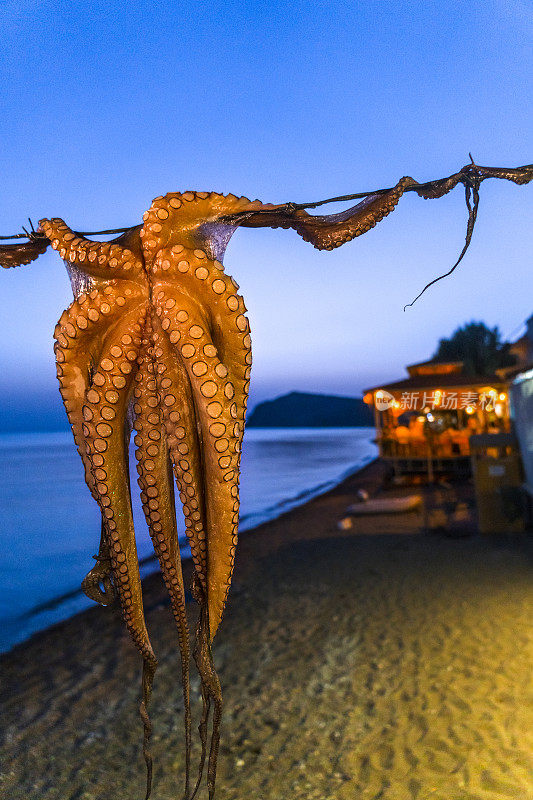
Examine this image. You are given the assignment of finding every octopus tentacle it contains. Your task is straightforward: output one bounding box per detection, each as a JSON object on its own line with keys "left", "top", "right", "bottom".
{"left": 39, "top": 218, "right": 145, "bottom": 281}
{"left": 81, "top": 521, "right": 116, "bottom": 605}
{"left": 150, "top": 316, "right": 221, "bottom": 798}
{"left": 474, "top": 164, "right": 533, "bottom": 184}
{"left": 150, "top": 319, "right": 209, "bottom": 593}
{"left": 79, "top": 305, "right": 158, "bottom": 797}
{"left": 153, "top": 295, "right": 244, "bottom": 797}
{"left": 412, "top": 173, "right": 463, "bottom": 200}
{"left": 152, "top": 245, "right": 251, "bottom": 431}
{"left": 84, "top": 408, "right": 137, "bottom": 607}
{"left": 154, "top": 288, "right": 246, "bottom": 639}
{"left": 0, "top": 236, "right": 50, "bottom": 268}
{"left": 140, "top": 193, "right": 254, "bottom": 797}
{"left": 143, "top": 193, "right": 251, "bottom": 637}
{"left": 54, "top": 288, "right": 146, "bottom": 600}
{"left": 134, "top": 323, "right": 192, "bottom": 800}
{"left": 54, "top": 289, "right": 142, "bottom": 489}
{"left": 236, "top": 176, "right": 416, "bottom": 250}
{"left": 190, "top": 583, "right": 223, "bottom": 800}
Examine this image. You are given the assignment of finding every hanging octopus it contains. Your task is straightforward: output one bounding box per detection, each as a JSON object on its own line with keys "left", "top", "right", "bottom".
{"left": 1, "top": 162, "right": 531, "bottom": 799}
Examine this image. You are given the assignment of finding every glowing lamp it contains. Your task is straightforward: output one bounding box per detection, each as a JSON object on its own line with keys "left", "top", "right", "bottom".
{"left": 465, "top": 405, "right": 475, "bottom": 415}
{"left": 499, "top": 392, "right": 507, "bottom": 401}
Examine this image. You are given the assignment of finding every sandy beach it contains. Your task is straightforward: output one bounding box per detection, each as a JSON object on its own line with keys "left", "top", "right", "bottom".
{"left": 1, "top": 460, "right": 532, "bottom": 800}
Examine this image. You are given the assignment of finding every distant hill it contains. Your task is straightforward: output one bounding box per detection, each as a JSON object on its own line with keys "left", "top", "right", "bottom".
{"left": 247, "top": 391, "right": 373, "bottom": 428}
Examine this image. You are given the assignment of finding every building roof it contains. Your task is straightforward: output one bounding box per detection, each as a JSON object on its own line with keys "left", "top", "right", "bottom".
{"left": 406, "top": 359, "right": 463, "bottom": 377}
{"left": 364, "top": 372, "right": 507, "bottom": 396}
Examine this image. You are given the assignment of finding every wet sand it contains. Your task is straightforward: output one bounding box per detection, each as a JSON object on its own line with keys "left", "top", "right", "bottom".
{"left": 1, "top": 461, "right": 532, "bottom": 800}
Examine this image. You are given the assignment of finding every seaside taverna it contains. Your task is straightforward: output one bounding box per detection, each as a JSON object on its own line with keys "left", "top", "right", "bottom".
{"left": 363, "top": 315, "right": 533, "bottom": 480}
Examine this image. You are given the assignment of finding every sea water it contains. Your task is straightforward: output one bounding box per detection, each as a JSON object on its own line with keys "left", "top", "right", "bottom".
{"left": 0, "top": 427, "right": 376, "bottom": 653}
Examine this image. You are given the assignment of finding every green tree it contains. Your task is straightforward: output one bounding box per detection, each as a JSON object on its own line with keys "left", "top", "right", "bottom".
{"left": 433, "top": 321, "right": 516, "bottom": 377}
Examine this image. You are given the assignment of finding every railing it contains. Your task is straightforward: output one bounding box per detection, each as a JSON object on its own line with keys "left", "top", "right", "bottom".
{"left": 379, "top": 436, "right": 471, "bottom": 460}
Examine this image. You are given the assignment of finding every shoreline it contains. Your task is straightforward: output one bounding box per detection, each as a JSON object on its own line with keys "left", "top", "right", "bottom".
{"left": 2, "top": 451, "right": 378, "bottom": 657}
{"left": 2, "top": 458, "right": 532, "bottom": 800}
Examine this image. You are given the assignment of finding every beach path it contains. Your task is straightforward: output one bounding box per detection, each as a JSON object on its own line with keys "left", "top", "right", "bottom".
{"left": 1, "top": 462, "right": 532, "bottom": 800}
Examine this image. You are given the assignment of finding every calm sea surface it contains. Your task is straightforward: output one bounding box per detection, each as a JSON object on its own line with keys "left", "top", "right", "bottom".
{"left": 0, "top": 427, "right": 376, "bottom": 653}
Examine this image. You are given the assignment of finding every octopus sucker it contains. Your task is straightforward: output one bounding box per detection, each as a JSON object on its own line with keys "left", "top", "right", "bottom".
{"left": 2, "top": 166, "right": 529, "bottom": 797}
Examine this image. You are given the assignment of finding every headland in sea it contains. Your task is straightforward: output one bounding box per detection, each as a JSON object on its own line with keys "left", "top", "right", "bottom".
{"left": 1, "top": 459, "right": 532, "bottom": 800}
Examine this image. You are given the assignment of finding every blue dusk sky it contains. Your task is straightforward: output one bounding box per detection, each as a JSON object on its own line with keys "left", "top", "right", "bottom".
{"left": 0, "top": 0, "right": 531, "bottom": 431}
